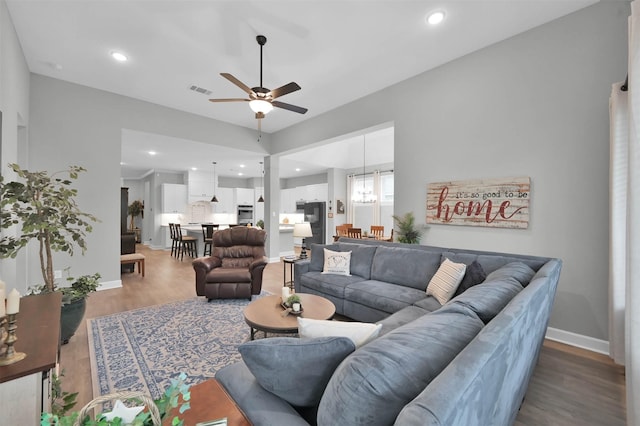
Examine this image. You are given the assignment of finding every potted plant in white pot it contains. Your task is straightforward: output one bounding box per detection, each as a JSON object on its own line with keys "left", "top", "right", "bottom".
{"left": 0, "top": 163, "right": 100, "bottom": 344}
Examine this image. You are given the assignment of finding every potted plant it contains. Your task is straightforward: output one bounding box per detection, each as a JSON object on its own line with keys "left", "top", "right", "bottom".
{"left": 0, "top": 163, "right": 99, "bottom": 343}
{"left": 128, "top": 199, "right": 144, "bottom": 235}
{"left": 392, "top": 212, "right": 426, "bottom": 244}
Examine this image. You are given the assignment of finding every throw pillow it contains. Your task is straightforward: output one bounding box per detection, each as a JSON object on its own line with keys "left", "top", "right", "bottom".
{"left": 322, "top": 248, "right": 351, "bottom": 276}
{"left": 453, "top": 260, "right": 487, "bottom": 297}
{"left": 426, "top": 258, "right": 467, "bottom": 304}
{"left": 238, "top": 336, "right": 356, "bottom": 407}
{"left": 297, "top": 317, "right": 382, "bottom": 348}
{"left": 485, "top": 261, "right": 536, "bottom": 286}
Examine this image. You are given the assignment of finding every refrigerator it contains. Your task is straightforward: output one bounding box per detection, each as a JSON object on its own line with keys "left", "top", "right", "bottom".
{"left": 303, "top": 201, "right": 326, "bottom": 245}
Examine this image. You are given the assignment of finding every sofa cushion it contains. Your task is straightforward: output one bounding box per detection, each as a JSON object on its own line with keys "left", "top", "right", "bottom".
{"left": 412, "top": 295, "right": 443, "bottom": 312}
{"left": 238, "top": 336, "right": 356, "bottom": 407}
{"left": 454, "top": 260, "right": 487, "bottom": 297}
{"left": 344, "top": 280, "right": 429, "bottom": 314}
{"left": 377, "top": 305, "right": 430, "bottom": 336}
{"left": 337, "top": 243, "right": 378, "bottom": 279}
{"left": 317, "top": 309, "right": 483, "bottom": 425}
{"left": 300, "top": 271, "right": 365, "bottom": 299}
{"left": 427, "top": 258, "right": 467, "bottom": 304}
{"left": 216, "top": 361, "right": 313, "bottom": 426}
{"left": 485, "top": 261, "right": 535, "bottom": 287}
{"left": 322, "top": 248, "right": 352, "bottom": 276}
{"left": 297, "top": 317, "right": 382, "bottom": 348}
{"left": 309, "top": 243, "right": 339, "bottom": 271}
{"left": 450, "top": 277, "right": 524, "bottom": 324}
{"left": 370, "top": 246, "right": 442, "bottom": 290}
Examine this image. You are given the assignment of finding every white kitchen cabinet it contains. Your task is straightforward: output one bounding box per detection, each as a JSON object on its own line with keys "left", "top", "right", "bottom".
{"left": 280, "top": 188, "right": 297, "bottom": 213}
{"left": 188, "top": 171, "right": 214, "bottom": 202}
{"left": 162, "top": 183, "right": 187, "bottom": 213}
{"left": 212, "top": 187, "right": 234, "bottom": 213}
{"left": 235, "top": 188, "right": 255, "bottom": 206}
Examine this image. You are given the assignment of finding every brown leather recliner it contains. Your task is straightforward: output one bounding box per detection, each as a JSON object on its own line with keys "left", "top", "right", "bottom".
{"left": 193, "top": 227, "right": 268, "bottom": 300}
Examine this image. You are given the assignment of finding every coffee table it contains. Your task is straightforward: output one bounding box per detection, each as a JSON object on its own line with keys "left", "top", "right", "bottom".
{"left": 162, "top": 378, "right": 250, "bottom": 425}
{"left": 244, "top": 294, "right": 336, "bottom": 340}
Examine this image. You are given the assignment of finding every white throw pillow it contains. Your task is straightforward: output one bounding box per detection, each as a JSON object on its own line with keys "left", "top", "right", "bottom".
{"left": 427, "top": 258, "right": 467, "bottom": 305}
{"left": 321, "top": 248, "right": 352, "bottom": 276}
{"left": 297, "top": 317, "right": 382, "bottom": 348}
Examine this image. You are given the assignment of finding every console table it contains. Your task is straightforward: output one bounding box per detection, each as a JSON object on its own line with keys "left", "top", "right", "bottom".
{"left": 0, "top": 292, "right": 61, "bottom": 425}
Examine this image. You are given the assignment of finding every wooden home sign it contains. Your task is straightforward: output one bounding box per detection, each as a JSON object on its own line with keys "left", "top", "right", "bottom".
{"left": 426, "top": 177, "right": 530, "bottom": 229}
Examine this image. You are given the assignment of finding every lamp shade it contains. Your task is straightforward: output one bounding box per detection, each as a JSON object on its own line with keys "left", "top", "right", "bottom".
{"left": 293, "top": 222, "right": 313, "bottom": 238}
{"left": 249, "top": 99, "right": 273, "bottom": 114}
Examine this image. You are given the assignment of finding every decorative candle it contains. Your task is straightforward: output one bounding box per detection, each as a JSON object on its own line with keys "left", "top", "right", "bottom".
{"left": 0, "top": 288, "right": 5, "bottom": 317}
{"left": 0, "top": 280, "right": 5, "bottom": 292}
{"left": 281, "top": 287, "right": 290, "bottom": 300}
{"left": 6, "top": 289, "right": 20, "bottom": 314}
{"left": 292, "top": 302, "right": 301, "bottom": 312}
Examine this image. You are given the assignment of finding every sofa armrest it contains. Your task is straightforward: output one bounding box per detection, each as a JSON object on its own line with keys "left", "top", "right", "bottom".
{"left": 294, "top": 259, "right": 311, "bottom": 293}
{"left": 249, "top": 256, "right": 269, "bottom": 295}
{"left": 192, "top": 256, "right": 222, "bottom": 296}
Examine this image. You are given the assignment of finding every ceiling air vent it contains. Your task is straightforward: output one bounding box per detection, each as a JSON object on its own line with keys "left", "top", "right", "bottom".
{"left": 189, "top": 85, "right": 212, "bottom": 96}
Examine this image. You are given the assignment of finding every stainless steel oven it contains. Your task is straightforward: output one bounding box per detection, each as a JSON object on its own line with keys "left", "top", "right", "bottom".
{"left": 237, "top": 205, "right": 254, "bottom": 225}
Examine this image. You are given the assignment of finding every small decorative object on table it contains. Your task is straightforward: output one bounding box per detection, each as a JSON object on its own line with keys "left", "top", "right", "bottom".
{"left": 281, "top": 294, "right": 304, "bottom": 316}
{"left": 0, "top": 287, "right": 26, "bottom": 366}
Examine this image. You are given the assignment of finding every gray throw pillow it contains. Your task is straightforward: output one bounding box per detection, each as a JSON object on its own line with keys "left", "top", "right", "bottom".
{"left": 453, "top": 260, "right": 487, "bottom": 297}
{"left": 238, "top": 336, "right": 356, "bottom": 407}
{"left": 451, "top": 277, "right": 523, "bottom": 324}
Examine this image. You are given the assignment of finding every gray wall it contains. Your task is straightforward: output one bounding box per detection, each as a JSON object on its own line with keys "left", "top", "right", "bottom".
{"left": 270, "top": 2, "right": 629, "bottom": 341}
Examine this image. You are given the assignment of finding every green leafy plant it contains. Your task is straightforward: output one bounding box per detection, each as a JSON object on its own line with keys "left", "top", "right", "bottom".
{"left": 50, "top": 370, "right": 79, "bottom": 419}
{"left": 128, "top": 200, "right": 144, "bottom": 230}
{"left": 256, "top": 219, "right": 264, "bottom": 229}
{"left": 41, "top": 373, "right": 191, "bottom": 426}
{"left": 0, "top": 163, "right": 99, "bottom": 292}
{"left": 392, "top": 212, "right": 425, "bottom": 244}
{"left": 286, "top": 294, "right": 301, "bottom": 306}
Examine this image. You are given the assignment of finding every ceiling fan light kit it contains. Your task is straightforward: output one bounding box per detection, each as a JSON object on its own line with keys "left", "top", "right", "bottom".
{"left": 209, "top": 35, "right": 308, "bottom": 122}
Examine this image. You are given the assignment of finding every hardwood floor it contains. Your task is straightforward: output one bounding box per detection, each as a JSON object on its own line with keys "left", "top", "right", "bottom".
{"left": 60, "top": 244, "right": 626, "bottom": 424}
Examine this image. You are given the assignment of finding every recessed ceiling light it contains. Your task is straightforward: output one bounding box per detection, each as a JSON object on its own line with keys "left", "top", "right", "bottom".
{"left": 240, "top": 164, "right": 246, "bottom": 168}
{"left": 426, "top": 11, "right": 445, "bottom": 25}
{"left": 148, "top": 151, "right": 156, "bottom": 156}
{"left": 111, "top": 51, "right": 128, "bottom": 62}
{"left": 295, "top": 168, "right": 301, "bottom": 172}
{"left": 238, "top": 172, "right": 244, "bottom": 176}
{"left": 191, "top": 167, "right": 197, "bottom": 171}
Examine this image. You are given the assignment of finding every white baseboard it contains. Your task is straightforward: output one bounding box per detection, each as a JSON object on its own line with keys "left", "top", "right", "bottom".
{"left": 545, "top": 327, "right": 610, "bottom": 355}
{"left": 98, "top": 279, "right": 122, "bottom": 291}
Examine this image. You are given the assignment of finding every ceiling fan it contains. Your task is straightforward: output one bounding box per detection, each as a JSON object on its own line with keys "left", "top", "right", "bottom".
{"left": 209, "top": 35, "right": 308, "bottom": 121}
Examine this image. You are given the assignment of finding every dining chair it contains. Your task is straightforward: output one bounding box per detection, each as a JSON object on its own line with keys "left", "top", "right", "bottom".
{"left": 347, "top": 227, "right": 362, "bottom": 238}
{"left": 201, "top": 224, "right": 219, "bottom": 257}
{"left": 370, "top": 225, "right": 384, "bottom": 239}
{"left": 384, "top": 229, "right": 394, "bottom": 242}
{"left": 174, "top": 223, "right": 198, "bottom": 260}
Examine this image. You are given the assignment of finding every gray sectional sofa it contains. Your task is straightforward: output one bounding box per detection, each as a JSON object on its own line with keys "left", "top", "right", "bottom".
{"left": 216, "top": 239, "right": 562, "bottom": 425}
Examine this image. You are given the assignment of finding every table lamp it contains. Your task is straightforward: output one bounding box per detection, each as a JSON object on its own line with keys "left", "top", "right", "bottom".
{"left": 293, "top": 222, "right": 313, "bottom": 259}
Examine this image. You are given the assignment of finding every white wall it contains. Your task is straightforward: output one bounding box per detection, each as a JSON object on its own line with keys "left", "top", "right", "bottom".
{"left": 270, "top": 2, "right": 630, "bottom": 342}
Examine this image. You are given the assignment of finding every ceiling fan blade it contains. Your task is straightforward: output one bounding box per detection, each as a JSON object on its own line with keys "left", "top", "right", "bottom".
{"left": 208, "top": 98, "right": 250, "bottom": 103}
{"left": 272, "top": 101, "right": 308, "bottom": 114}
{"left": 220, "top": 73, "right": 254, "bottom": 95}
{"left": 269, "top": 82, "right": 301, "bottom": 99}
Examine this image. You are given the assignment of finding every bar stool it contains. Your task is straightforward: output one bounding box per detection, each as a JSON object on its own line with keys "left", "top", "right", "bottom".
{"left": 202, "top": 224, "right": 219, "bottom": 257}
{"left": 175, "top": 223, "right": 198, "bottom": 260}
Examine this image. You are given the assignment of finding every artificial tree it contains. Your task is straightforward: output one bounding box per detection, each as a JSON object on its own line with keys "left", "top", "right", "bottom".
{"left": 0, "top": 163, "right": 98, "bottom": 292}
{"left": 128, "top": 199, "right": 144, "bottom": 231}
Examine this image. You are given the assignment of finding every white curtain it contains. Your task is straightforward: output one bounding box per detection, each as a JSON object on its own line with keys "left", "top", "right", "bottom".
{"left": 627, "top": 3, "right": 640, "bottom": 423}
{"left": 609, "top": 2, "right": 640, "bottom": 424}
{"left": 609, "top": 83, "right": 628, "bottom": 365}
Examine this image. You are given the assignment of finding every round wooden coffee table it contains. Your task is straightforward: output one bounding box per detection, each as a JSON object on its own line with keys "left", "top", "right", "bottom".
{"left": 244, "top": 294, "right": 336, "bottom": 340}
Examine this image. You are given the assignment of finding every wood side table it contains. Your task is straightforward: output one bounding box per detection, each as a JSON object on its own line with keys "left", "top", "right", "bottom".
{"left": 243, "top": 294, "right": 336, "bottom": 340}
{"left": 163, "top": 378, "right": 251, "bottom": 426}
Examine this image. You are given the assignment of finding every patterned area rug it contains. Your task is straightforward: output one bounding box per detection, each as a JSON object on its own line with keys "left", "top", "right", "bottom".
{"left": 87, "top": 295, "right": 264, "bottom": 400}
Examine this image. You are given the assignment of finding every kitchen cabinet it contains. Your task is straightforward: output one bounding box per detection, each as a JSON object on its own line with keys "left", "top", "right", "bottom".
{"left": 235, "top": 188, "right": 255, "bottom": 206}
{"left": 212, "top": 187, "right": 234, "bottom": 213}
{"left": 280, "top": 188, "right": 297, "bottom": 213}
{"left": 188, "top": 171, "right": 214, "bottom": 202}
{"left": 162, "top": 184, "right": 187, "bottom": 213}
